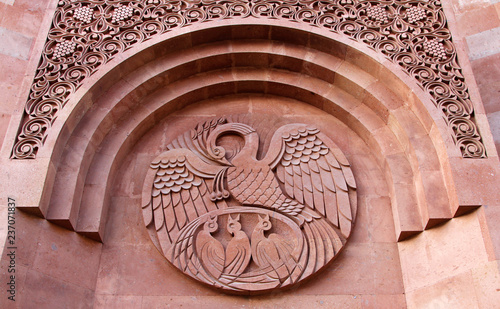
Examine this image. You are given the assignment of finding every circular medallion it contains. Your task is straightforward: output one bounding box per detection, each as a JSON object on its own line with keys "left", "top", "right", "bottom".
{"left": 142, "top": 116, "right": 357, "bottom": 294}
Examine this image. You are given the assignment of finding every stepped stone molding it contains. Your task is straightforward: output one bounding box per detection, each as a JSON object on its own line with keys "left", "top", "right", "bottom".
{"left": 11, "top": 0, "right": 486, "bottom": 159}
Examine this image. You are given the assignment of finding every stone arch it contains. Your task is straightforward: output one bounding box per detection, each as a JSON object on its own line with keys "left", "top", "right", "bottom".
{"left": 12, "top": 23, "right": 470, "bottom": 242}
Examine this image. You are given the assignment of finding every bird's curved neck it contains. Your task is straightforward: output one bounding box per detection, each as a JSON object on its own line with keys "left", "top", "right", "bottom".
{"left": 206, "top": 123, "right": 259, "bottom": 165}
{"left": 251, "top": 226, "right": 265, "bottom": 242}
{"left": 232, "top": 132, "right": 259, "bottom": 165}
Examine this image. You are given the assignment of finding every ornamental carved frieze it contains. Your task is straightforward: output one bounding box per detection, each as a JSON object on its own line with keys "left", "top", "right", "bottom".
{"left": 141, "top": 117, "right": 357, "bottom": 292}
{"left": 12, "top": 0, "right": 486, "bottom": 159}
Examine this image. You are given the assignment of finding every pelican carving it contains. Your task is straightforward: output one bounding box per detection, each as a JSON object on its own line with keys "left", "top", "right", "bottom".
{"left": 142, "top": 116, "right": 357, "bottom": 293}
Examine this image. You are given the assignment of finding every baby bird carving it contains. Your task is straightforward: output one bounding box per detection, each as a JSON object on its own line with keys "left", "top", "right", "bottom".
{"left": 195, "top": 216, "right": 225, "bottom": 279}
{"left": 251, "top": 214, "right": 294, "bottom": 270}
{"left": 223, "top": 214, "right": 251, "bottom": 276}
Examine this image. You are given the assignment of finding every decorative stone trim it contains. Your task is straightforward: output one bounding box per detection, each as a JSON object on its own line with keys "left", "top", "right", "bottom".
{"left": 11, "top": 0, "right": 486, "bottom": 159}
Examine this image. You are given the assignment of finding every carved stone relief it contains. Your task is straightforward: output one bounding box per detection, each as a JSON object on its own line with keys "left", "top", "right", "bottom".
{"left": 13, "top": 0, "right": 485, "bottom": 159}
{"left": 141, "top": 116, "right": 357, "bottom": 293}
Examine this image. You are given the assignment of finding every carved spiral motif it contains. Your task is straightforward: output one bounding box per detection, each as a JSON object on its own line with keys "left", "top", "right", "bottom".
{"left": 12, "top": 0, "right": 486, "bottom": 159}
{"left": 205, "top": 217, "right": 219, "bottom": 232}
{"left": 12, "top": 139, "right": 41, "bottom": 160}
{"left": 209, "top": 146, "right": 226, "bottom": 160}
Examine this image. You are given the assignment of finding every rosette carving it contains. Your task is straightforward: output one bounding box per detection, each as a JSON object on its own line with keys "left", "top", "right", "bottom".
{"left": 12, "top": 0, "right": 486, "bottom": 159}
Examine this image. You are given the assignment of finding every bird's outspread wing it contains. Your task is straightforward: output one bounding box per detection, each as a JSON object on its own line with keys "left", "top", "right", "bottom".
{"left": 142, "top": 149, "right": 227, "bottom": 256}
{"left": 266, "top": 124, "right": 357, "bottom": 238}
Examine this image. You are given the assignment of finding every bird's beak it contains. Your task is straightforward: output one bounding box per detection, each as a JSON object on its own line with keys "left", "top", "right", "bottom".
{"left": 219, "top": 157, "right": 233, "bottom": 166}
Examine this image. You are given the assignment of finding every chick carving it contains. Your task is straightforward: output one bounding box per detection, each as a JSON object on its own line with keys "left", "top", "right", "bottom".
{"left": 195, "top": 216, "right": 225, "bottom": 279}
{"left": 223, "top": 214, "right": 251, "bottom": 276}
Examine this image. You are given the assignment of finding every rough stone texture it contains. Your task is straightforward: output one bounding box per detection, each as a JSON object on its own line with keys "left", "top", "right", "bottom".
{"left": 466, "top": 27, "right": 500, "bottom": 61}
{"left": 0, "top": 0, "right": 499, "bottom": 308}
{"left": 0, "top": 27, "right": 32, "bottom": 60}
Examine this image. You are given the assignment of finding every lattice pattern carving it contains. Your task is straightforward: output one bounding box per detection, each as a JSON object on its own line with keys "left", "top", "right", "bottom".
{"left": 12, "top": 0, "right": 486, "bottom": 159}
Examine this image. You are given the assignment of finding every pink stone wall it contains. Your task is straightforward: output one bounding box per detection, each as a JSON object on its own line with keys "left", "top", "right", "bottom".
{"left": 0, "top": 0, "right": 498, "bottom": 308}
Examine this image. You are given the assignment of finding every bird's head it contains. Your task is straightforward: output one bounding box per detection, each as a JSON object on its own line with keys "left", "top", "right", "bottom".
{"left": 203, "top": 216, "right": 219, "bottom": 233}
{"left": 227, "top": 214, "right": 241, "bottom": 235}
{"left": 206, "top": 143, "right": 231, "bottom": 166}
{"left": 256, "top": 214, "right": 272, "bottom": 231}
{"left": 206, "top": 123, "right": 259, "bottom": 165}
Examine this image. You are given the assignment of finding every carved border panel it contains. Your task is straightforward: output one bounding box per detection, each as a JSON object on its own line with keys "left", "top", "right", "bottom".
{"left": 11, "top": 0, "right": 486, "bottom": 159}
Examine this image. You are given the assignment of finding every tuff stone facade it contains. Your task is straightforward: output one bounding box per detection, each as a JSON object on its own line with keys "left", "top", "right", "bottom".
{"left": 0, "top": 0, "right": 499, "bottom": 308}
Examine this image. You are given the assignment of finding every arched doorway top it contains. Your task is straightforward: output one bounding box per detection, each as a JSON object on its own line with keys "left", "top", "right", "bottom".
{"left": 11, "top": 0, "right": 486, "bottom": 160}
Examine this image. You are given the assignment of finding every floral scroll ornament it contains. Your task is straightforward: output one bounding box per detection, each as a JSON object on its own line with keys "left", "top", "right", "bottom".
{"left": 12, "top": 0, "right": 486, "bottom": 159}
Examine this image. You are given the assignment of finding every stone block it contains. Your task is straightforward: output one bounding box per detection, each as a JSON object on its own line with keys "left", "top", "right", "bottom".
{"left": 406, "top": 271, "right": 479, "bottom": 309}
{"left": 398, "top": 211, "right": 489, "bottom": 292}
{"left": 0, "top": 26, "right": 31, "bottom": 60}
{"left": 466, "top": 26, "right": 500, "bottom": 60}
